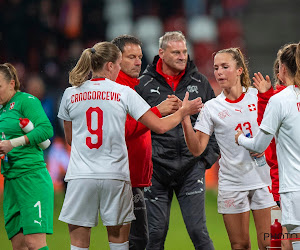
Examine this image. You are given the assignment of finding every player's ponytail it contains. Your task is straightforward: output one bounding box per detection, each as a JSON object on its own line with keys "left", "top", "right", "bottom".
{"left": 295, "top": 42, "right": 300, "bottom": 88}
{"left": 235, "top": 48, "right": 251, "bottom": 92}
{"left": 69, "top": 48, "right": 92, "bottom": 87}
{"left": 69, "top": 42, "right": 120, "bottom": 87}
{"left": 273, "top": 49, "right": 283, "bottom": 87}
{"left": 280, "top": 43, "right": 298, "bottom": 86}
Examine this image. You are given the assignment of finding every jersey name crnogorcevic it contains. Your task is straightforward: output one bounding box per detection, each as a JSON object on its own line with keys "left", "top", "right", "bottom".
{"left": 260, "top": 85, "right": 300, "bottom": 193}
{"left": 58, "top": 78, "right": 150, "bottom": 181}
{"left": 194, "top": 88, "right": 271, "bottom": 191}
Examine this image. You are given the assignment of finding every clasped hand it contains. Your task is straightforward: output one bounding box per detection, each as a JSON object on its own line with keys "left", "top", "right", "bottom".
{"left": 0, "top": 140, "right": 13, "bottom": 155}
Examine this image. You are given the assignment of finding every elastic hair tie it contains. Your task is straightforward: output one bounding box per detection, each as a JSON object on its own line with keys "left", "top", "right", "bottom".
{"left": 90, "top": 48, "right": 96, "bottom": 54}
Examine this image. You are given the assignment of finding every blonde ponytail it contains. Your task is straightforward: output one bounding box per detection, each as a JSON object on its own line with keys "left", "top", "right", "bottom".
{"left": 69, "top": 48, "right": 92, "bottom": 87}
{"left": 295, "top": 42, "right": 300, "bottom": 88}
{"left": 69, "top": 42, "right": 121, "bottom": 87}
{"left": 235, "top": 48, "right": 251, "bottom": 91}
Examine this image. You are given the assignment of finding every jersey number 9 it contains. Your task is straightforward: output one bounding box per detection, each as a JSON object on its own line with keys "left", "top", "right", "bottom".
{"left": 86, "top": 107, "right": 103, "bottom": 149}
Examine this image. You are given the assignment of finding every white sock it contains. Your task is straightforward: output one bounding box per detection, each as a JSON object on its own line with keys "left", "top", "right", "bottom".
{"left": 71, "top": 245, "right": 89, "bottom": 250}
{"left": 109, "top": 241, "right": 129, "bottom": 250}
{"left": 293, "top": 241, "right": 300, "bottom": 250}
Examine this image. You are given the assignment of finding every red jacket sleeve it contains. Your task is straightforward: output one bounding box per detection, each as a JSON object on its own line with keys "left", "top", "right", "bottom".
{"left": 125, "top": 106, "right": 162, "bottom": 140}
{"left": 257, "top": 87, "right": 280, "bottom": 201}
{"left": 257, "top": 87, "right": 275, "bottom": 125}
{"left": 265, "top": 142, "right": 280, "bottom": 201}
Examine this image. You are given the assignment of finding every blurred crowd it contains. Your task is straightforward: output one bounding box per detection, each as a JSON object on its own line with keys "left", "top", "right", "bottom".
{"left": 0, "top": 0, "right": 249, "bottom": 190}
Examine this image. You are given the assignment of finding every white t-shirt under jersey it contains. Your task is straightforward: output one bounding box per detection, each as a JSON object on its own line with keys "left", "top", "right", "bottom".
{"left": 58, "top": 78, "right": 150, "bottom": 181}
{"left": 194, "top": 87, "right": 271, "bottom": 191}
{"left": 260, "top": 85, "right": 300, "bottom": 193}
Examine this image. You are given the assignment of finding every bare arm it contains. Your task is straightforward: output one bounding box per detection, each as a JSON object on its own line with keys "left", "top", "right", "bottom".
{"left": 63, "top": 120, "right": 72, "bottom": 146}
{"left": 138, "top": 92, "right": 202, "bottom": 134}
{"left": 235, "top": 128, "right": 273, "bottom": 153}
{"left": 181, "top": 116, "right": 210, "bottom": 157}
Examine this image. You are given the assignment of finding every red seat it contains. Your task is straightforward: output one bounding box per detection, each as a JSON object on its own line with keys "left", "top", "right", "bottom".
{"left": 221, "top": 0, "right": 249, "bottom": 14}
{"left": 163, "top": 16, "right": 187, "bottom": 35}
{"left": 218, "top": 37, "right": 246, "bottom": 51}
{"left": 193, "top": 42, "right": 217, "bottom": 75}
{"left": 218, "top": 18, "right": 243, "bottom": 44}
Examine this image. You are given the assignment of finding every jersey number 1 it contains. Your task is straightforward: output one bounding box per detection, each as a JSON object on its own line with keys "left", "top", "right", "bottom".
{"left": 86, "top": 107, "right": 103, "bottom": 149}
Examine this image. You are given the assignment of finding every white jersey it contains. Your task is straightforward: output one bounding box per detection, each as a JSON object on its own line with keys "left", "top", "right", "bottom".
{"left": 194, "top": 88, "right": 271, "bottom": 191}
{"left": 58, "top": 78, "right": 150, "bottom": 181}
{"left": 260, "top": 85, "right": 300, "bottom": 193}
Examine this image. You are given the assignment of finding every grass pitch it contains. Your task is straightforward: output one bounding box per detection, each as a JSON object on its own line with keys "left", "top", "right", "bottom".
{"left": 0, "top": 190, "right": 258, "bottom": 249}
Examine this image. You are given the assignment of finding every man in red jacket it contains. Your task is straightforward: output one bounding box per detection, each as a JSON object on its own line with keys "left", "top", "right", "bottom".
{"left": 112, "top": 35, "right": 180, "bottom": 250}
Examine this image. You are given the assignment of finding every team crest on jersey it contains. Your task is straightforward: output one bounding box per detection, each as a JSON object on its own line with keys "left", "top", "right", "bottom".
{"left": 9, "top": 102, "right": 15, "bottom": 110}
{"left": 297, "top": 102, "right": 300, "bottom": 112}
{"left": 248, "top": 104, "right": 256, "bottom": 111}
{"left": 218, "top": 109, "right": 230, "bottom": 119}
{"left": 187, "top": 85, "right": 199, "bottom": 94}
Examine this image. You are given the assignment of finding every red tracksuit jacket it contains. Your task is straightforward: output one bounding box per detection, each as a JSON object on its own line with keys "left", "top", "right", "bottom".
{"left": 257, "top": 85, "right": 285, "bottom": 202}
{"left": 116, "top": 70, "right": 161, "bottom": 187}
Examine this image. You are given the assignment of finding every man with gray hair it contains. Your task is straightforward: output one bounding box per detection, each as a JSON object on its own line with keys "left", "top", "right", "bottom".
{"left": 135, "top": 31, "right": 220, "bottom": 250}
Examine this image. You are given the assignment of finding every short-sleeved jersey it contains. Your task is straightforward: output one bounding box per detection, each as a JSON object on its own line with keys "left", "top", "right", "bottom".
{"left": 0, "top": 92, "right": 54, "bottom": 179}
{"left": 58, "top": 78, "right": 150, "bottom": 181}
{"left": 260, "top": 85, "right": 300, "bottom": 193}
{"left": 194, "top": 88, "right": 271, "bottom": 191}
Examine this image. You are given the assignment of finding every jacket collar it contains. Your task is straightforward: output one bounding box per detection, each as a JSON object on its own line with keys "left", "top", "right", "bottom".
{"left": 156, "top": 58, "right": 185, "bottom": 90}
{"left": 146, "top": 55, "right": 196, "bottom": 77}
{"left": 116, "top": 70, "right": 140, "bottom": 89}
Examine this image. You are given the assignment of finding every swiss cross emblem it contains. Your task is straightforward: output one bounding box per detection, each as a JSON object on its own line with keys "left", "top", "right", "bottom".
{"left": 248, "top": 104, "right": 256, "bottom": 112}
{"left": 297, "top": 102, "right": 300, "bottom": 112}
{"left": 218, "top": 110, "right": 230, "bottom": 119}
{"left": 9, "top": 102, "right": 15, "bottom": 110}
{"left": 224, "top": 199, "right": 235, "bottom": 208}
